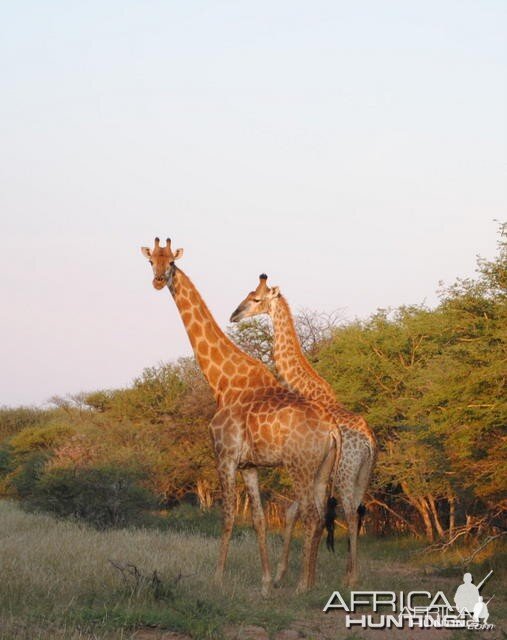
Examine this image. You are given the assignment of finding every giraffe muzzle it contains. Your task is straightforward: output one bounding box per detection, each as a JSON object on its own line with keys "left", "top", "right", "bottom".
{"left": 152, "top": 276, "right": 167, "bottom": 290}
{"left": 229, "top": 307, "right": 243, "bottom": 323}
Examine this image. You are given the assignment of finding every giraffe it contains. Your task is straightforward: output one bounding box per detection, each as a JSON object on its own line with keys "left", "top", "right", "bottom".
{"left": 230, "top": 274, "right": 377, "bottom": 586}
{"left": 141, "top": 238, "right": 341, "bottom": 595}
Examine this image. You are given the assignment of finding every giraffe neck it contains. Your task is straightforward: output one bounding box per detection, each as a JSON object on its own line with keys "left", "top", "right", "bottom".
{"left": 169, "top": 267, "right": 276, "bottom": 403}
{"left": 270, "top": 295, "right": 341, "bottom": 409}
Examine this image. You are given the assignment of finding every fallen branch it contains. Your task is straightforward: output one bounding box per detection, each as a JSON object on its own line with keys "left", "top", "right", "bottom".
{"left": 108, "top": 560, "right": 195, "bottom": 600}
{"left": 462, "top": 531, "right": 507, "bottom": 566}
{"left": 369, "top": 498, "right": 422, "bottom": 538}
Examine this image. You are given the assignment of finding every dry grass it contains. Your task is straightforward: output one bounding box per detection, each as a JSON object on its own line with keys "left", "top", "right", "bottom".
{"left": 0, "top": 501, "right": 291, "bottom": 639}
{"left": 0, "top": 500, "right": 504, "bottom": 640}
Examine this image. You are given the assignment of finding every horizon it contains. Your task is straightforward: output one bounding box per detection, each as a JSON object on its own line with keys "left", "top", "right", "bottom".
{"left": 2, "top": 232, "right": 500, "bottom": 409}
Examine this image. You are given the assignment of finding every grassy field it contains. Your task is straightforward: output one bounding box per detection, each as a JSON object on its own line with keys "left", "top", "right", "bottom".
{"left": 0, "top": 500, "right": 504, "bottom": 640}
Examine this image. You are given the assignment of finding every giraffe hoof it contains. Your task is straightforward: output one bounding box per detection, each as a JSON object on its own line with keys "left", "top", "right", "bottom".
{"left": 344, "top": 573, "right": 358, "bottom": 588}
{"left": 213, "top": 572, "right": 224, "bottom": 588}
{"left": 261, "top": 578, "right": 272, "bottom": 598}
{"left": 273, "top": 570, "right": 285, "bottom": 588}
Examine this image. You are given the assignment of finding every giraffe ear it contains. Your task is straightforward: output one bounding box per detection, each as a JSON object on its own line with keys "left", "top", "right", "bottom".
{"left": 269, "top": 286, "right": 280, "bottom": 298}
{"left": 141, "top": 247, "right": 152, "bottom": 258}
{"left": 173, "top": 248, "right": 184, "bottom": 261}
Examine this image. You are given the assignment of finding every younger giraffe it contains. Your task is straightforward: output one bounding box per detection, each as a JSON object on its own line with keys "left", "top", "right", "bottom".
{"left": 230, "top": 274, "right": 377, "bottom": 585}
{"left": 141, "top": 238, "right": 341, "bottom": 594}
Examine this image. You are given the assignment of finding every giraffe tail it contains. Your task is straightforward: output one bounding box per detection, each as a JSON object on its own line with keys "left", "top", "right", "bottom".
{"left": 357, "top": 503, "right": 366, "bottom": 535}
{"left": 325, "top": 496, "right": 338, "bottom": 552}
{"left": 325, "top": 429, "right": 341, "bottom": 553}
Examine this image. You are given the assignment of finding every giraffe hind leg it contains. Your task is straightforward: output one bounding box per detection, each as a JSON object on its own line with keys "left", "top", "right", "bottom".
{"left": 343, "top": 447, "right": 374, "bottom": 586}
{"left": 343, "top": 498, "right": 359, "bottom": 586}
{"left": 312, "top": 440, "right": 339, "bottom": 579}
{"left": 274, "top": 501, "right": 299, "bottom": 587}
{"left": 295, "top": 496, "right": 316, "bottom": 594}
{"left": 302, "top": 441, "right": 337, "bottom": 592}
{"left": 296, "top": 499, "right": 326, "bottom": 593}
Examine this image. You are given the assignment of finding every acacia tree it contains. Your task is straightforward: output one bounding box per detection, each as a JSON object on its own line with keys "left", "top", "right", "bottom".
{"left": 227, "top": 307, "right": 342, "bottom": 368}
{"left": 315, "top": 225, "right": 506, "bottom": 538}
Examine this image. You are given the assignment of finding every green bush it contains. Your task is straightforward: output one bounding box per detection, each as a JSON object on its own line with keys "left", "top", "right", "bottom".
{"left": 0, "top": 446, "right": 13, "bottom": 478}
{"left": 2, "top": 422, "right": 76, "bottom": 498}
{"left": 0, "top": 406, "right": 56, "bottom": 440}
{"left": 10, "top": 452, "right": 50, "bottom": 498}
{"left": 28, "top": 466, "right": 157, "bottom": 529}
{"left": 9, "top": 422, "right": 75, "bottom": 456}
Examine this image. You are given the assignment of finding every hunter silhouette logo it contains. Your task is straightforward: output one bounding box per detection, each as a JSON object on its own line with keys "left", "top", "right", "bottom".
{"left": 454, "top": 571, "right": 494, "bottom": 627}
{"left": 323, "top": 570, "right": 495, "bottom": 631}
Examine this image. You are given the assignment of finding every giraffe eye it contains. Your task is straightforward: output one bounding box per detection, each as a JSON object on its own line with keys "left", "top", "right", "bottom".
{"left": 253, "top": 298, "right": 261, "bottom": 303}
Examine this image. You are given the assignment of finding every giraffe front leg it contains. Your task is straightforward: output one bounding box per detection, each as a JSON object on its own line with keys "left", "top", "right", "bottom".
{"left": 274, "top": 501, "right": 299, "bottom": 587}
{"left": 214, "top": 461, "right": 237, "bottom": 588}
{"left": 241, "top": 468, "right": 272, "bottom": 597}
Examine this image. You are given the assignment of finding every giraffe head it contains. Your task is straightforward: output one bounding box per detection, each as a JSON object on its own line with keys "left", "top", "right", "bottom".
{"left": 140, "top": 237, "right": 184, "bottom": 289}
{"left": 230, "top": 274, "right": 280, "bottom": 322}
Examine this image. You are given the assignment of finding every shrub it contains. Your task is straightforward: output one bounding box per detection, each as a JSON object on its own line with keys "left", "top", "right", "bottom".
{"left": 9, "top": 452, "right": 50, "bottom": 498}
{"left": 1, "top": 423, "right": 76, "bottom": 498}
{"left": 0, "top": 406, "right": 56, "bottom": 440}
{"left": 0, "top": 446, "right": 13, "bottom": 478}
{"left": 28, "top": 465, "right": 157, "bottom": 529}
{"left": 9, "top": 422, "right": 75, "bottom": 456}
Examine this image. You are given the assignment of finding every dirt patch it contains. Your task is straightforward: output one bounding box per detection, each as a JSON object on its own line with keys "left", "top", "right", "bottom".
{"left": 223, "top": 625, "right": 269, "bottom": 640}
{"left": 272, "top": 630, "right": 302, "bottom": 639}
{"left": 223, "top": 626, "right": 304, "bottom": 640}
{"left": 131, "top": 630, "right": 192, "bottom": 640}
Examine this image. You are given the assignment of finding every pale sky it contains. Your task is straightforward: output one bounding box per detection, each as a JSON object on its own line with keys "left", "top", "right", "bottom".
{"left": 1, "top": 1, "right": 506, "bottom": 406}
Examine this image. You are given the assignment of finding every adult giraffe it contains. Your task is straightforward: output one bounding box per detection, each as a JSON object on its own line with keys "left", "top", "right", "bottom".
{"left": 141, "top": 238, "right": 341, "bottom": 595}
{"left": 230, "top": 274, "right": 377, "bottom": 585}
